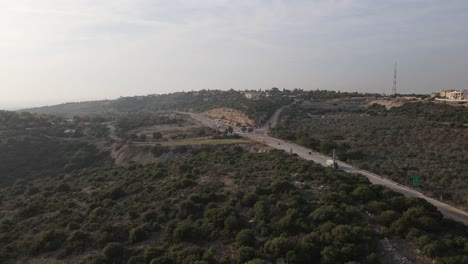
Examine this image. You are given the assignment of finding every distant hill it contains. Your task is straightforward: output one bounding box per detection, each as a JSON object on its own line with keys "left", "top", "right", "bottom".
{"left": 21, "top": 100, "right": 116, "bottom": 118}
{"left": 21, "top": 90, "right": 294, "bottom": 125}
{"left": 0, "top": 111, "right": 112, "bottom": 185}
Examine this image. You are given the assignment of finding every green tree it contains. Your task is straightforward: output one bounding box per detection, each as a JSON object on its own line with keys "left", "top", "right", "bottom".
{"left": 129, "top": 225, "right": 149, "bottom": 244}
{"left": 172, "top": 222, "right": 197, "bottom": 243}
{"left": 144, "top": 246, "right": 165, "bottom": 263}
{"left": 153, "top": 132, "right": 163, "bottom": 140}
{"left": 264, "top": 237, "right": 293, "bottom": 258}
{"left": 66, "top": 230, "right": 90, "bottom": 253}
{"left": 236, "top": 229, "right": 255, "bottom": 247}
{"left": 238, "top": 246, "right": 256, "bottom": 262}
{"left": 103, "top": 242, "right": 124, "bottom": 263}
{"left": 244, "top": 259, "right": 268, "bottom": 264}
{"left": 253, "top": 201, "right": 269, "bottom": 222}
{"left": 351, "top": 185, "right": 376, "bottom": 202}
{"left": 139, "top": 134, "right": 147, "bottom": 142}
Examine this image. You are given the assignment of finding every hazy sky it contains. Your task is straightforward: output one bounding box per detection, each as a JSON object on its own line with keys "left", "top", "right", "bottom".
{"left": 1, "top": 0, "right": 468, "bottom": 109}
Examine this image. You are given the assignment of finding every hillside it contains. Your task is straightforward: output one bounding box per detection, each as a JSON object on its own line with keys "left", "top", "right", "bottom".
{"left": 21, "top": 90, "right": 292, "bottom": 126}
{"left": 0, "top": 111, "right": 112, "bottom": 185}
{"left": 21, "top": 100, "right": 116, "bottom": 117}
{"left": 369, "top": 98, "right": 412, "bottom": 110}
{"left": 4, "top": 91, "right": 468, "bottom": 263}
{"left": 202, "top": 108, "right": 255, "bottom": 129}
{"left": 1, "top": 150, "right": 467, "bottom": 263}
{"left": 271, "top": 99, "right": 468, "bottom": 208}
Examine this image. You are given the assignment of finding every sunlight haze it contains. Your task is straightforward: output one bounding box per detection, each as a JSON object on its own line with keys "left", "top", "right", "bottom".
{"left": 1, "top": 0, "right": 467, "bottom": 109}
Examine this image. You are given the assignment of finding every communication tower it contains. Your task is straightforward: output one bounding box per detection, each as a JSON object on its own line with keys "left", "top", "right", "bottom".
{"left": 392, "top": 62, "right": 397, "bottom": 96}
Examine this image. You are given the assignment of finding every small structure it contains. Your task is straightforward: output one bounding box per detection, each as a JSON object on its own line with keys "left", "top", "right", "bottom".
{"left": 244, "top": 91, "right": 261, "bottom": 100}
{"left": 446, "top": 90, "right": 463, "bottom": 100}
{"left": 64, "top": 129, "right": 76, "bottom": 135}
{"left": 439, "top": 89, "right": 456, "bottom": 98}
{"left": 439, "top": 89, "right": 468, "bottom": 100}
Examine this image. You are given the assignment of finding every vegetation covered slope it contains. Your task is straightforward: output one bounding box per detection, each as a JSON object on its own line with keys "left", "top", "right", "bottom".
{"left": 0, "top": 150, "right": 466, "bottom": 264}
{"left": 0, "top": 111, "right": 112, "bottom": 185}
{"left": 22, "top": 90, "right": 293, "bottom": 126}
{"left": 271, "top": 101, "right": 468, "bottom": 207}
{"left": 383, "top": 101, "right": 468, "bottom": 125}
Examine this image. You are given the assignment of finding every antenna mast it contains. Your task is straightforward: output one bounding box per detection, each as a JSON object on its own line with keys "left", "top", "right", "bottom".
{"left": 392, "top": 62, "right": 397, "bottom": 96}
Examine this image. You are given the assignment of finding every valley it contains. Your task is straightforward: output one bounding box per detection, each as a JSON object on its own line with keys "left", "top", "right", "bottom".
{"left": 1, "top": 89, "right": 467, "bottom": 263}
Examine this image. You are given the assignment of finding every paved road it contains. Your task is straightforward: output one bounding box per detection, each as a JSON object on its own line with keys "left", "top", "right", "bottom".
{"left": 247, "top": 134, "right": 468, "bottom": 225}
{"left": 257, "top": 106, "right": 287, "bottom": 132}
{"left": 186, "top": 111, "right": 468, "bottom": 225}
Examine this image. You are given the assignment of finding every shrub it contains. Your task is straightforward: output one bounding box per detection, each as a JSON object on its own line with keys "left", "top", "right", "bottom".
{"left": 238, "top": 246, "right": 256, "bottom": 262}
{"left": 253, "top": 201, "right": 269, "bottom": 222}
{"left": 351, "top": 185, "right": 376, "bottom": 202}
{"left": 17, "top": 203, "right": 41, "bottom": 219}
{"left": 127, "top": 256, "right": 145, "bottom": 264}
{"left": 152, "top": 132, "right": 163, "bottom": 140}
{"left": 244, "top": 259, "right": 268, "bottom": 264}
{"left": 32, "top": 229, "right": 67, "bottom": 254}
{"left": 172, "top": 222, "right": 197, "bottom": 243}
{"left": 149, "top": 256, "right": 173, "bottom": 264}
{"left": 236, "top": 229, "right": 255, "bottom": 247}
{"left": 67, "top": 222, "right": 80, "bottom": 231}
{"left": 55, "top": 183, "right": 71, "bottom": 192}
{"left": 144, "top": 246, "right": 165, "bottom": 263}
{"left": 241, "top": 192, "right": 258, "bottom": 206}
{"left": 66, "top": 230, "right": 90, "bottom": 253}
{"left": 102, "top": 242, "right": 124, "bottom": 261}
{"left": 264, "top": 237, "right": 293, "bottom": 257}
{"left": 375, "top": 210, "right": 399, "bottom": 226}
{"left": 151, "top": 145, "right": 170, "bottom": 157}
{"left": 129, "top": 225, "right": 149, "bottom": 244}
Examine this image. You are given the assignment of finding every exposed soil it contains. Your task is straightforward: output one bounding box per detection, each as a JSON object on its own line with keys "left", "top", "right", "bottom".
{"left": 369, "top": 98, "right": 422, "bottom": 109}
{"left": 202, "top": 108, "right": 254, "bottom": 128}
{"left": 129, "top": 115, "right": 208, "bottom": 141}
{"left": 111, "top": 142, "right": 160, "bottom": 166}
{"left": 377, "top": 236, "right": 432, "bottom": 264}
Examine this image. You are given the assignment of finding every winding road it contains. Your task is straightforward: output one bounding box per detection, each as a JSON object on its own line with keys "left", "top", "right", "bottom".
{"left": 186, "top": 109, "right": 468, "bottom": 225}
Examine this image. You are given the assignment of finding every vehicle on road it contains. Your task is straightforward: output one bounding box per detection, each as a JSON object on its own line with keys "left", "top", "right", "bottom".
{"left": 326, "top": 159, "right": 338, "bottom": 169}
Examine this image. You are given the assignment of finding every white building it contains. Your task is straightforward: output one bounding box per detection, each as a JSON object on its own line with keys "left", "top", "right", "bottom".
{"left": 439, "top": 89, "right": 468, "bottom": 100}
{"left": 244, "top": 91, "right": 261, "bottom": 100}
{"left": 446, "top": 90, "right": 468, "bottom": 100}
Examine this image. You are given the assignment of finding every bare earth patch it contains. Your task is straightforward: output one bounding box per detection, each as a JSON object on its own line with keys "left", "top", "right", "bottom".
{"left": 378, "top": 237, "right": 432, "bottom": 264}
{"left": 369, "top": 98, "right": 414, "bottom": 110}
{"left": 202, "top": 108, "right": 254, "bottom": 128}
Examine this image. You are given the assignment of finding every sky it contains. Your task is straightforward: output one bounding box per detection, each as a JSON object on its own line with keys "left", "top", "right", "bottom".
{"left": 1, "top": 0, "right": 467, "bottom": 109}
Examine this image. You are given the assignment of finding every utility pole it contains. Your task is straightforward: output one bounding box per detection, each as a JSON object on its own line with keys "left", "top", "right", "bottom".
{"left": 331, "top": 149, "right": 337, "bottom": 178}
{"left": 392, "top": 62, "right": 397, "bottom": 96}
{"left": 332, "top": 149, "right": 338, "bottom": 169}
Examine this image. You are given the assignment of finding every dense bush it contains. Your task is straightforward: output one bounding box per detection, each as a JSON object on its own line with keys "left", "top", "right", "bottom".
{"left": 0, "top": 149, "right": 466, "bottom": 263}
{"left": 0, "top": 111, "right": 111, "bottom": 185}
{"left": 115, "top": 113, "right": 182, "bottom": 137}
{"left": 272, "top": 101, "right": 468, "bottom": 206}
